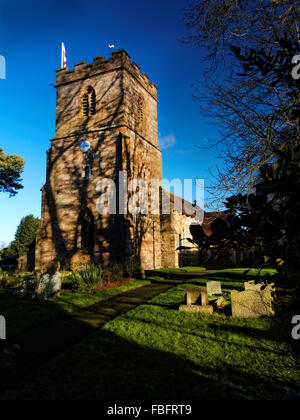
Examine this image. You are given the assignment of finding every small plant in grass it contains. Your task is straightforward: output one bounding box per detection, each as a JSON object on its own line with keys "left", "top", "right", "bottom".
{"left": 71, "top": 265, "right": 105, "bottom": 293}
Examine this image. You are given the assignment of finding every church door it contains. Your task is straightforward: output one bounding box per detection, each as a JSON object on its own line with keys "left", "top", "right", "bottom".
{"left": 80, "top": 208, "right": 95, "bottom": 251}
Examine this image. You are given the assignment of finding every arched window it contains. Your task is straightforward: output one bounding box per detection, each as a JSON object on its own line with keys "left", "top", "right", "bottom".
{"left": 82, "top": 86, "right": 96, "bottom": 117}
{"left": 80, "top": 208, "right": 95, "bottom": 250}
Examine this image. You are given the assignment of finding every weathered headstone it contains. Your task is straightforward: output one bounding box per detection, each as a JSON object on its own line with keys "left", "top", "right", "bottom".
{"left": 231, "top": 289, "right": 275, "bottom": 318}
{"left": 0, "top": 315, "right": 6, "bottom": 339}
{"left": 37, "top": 273, "right": 62, "bottom": 300}
{"left": 206, "top": 281, "right": 222, "bottom": 296}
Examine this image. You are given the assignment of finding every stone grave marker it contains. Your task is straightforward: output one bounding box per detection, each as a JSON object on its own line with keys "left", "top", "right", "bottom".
{"left": 231, "top": 288, "right": 275, "bottom": 318}
{"left": 37, "top": 272, "right": 62, "bottom": 300}
{"left": 179, "top": 286, "right": 213, "bottom": 314}
{"left": 206, "top": 281, "right": 222, "bottom": 296}
{"left": 0, "top": 315, "right": 6, "bottom": 339}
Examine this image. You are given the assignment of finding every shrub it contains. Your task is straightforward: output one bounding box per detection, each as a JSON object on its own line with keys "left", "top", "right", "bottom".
{"left": 0, "top": 274, "right": 8, "bottom": 288}
{"left": 71, "top": 265, "right": 105, "bottom": 293}
{"left": 104, "top": 264, "right": 125, "bottom": 283}
{"left": 125, "top": 256, "right": 141, "bottom": 279}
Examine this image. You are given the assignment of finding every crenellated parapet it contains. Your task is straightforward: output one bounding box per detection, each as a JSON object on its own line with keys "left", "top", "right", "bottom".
{"left": 55, "top": 49, "right": 157, "bottom": 99}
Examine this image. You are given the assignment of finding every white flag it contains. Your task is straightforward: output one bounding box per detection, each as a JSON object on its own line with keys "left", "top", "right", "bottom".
{"left": 61, "top": 42, "right": 67, "bottom": 68}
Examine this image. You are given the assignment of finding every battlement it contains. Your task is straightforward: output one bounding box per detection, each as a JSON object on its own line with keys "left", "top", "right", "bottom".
{"left": 55, "top": 49, "right": 157, "bottom": 99}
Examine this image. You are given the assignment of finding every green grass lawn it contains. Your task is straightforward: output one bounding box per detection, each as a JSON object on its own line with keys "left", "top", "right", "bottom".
{"left": 183, "top": 267, "right": 278, "bottom": 289}
{"left": 145, "top": 266, "right": 208, "bottom": 279}
{"left": 148, "top": 266, "right": 207, "bottom": 274}
{"left": 1, "top": 268, "right": 299, "bottom": 400}
{"left": 0, "top": 280, "right": 150, "bottom": 337}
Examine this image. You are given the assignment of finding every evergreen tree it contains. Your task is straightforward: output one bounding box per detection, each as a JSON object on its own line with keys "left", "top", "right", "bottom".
{"left": 7, "top": 215, "right": 40, "bottom": 256}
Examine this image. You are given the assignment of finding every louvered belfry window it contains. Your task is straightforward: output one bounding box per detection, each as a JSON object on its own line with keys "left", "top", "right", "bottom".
{"left": 82, "top": 93, "right": 89, "bottom": 116}
{"left": 137, "top": 97, "right": 144, "bottom": 123}
{"left": 82, "top": 86, "right": 96, "bottom": 117}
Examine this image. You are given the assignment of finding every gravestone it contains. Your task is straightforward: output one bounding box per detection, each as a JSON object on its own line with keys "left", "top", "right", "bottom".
{"left": 206, "top": 281, "right": 222, "bottom": 296}
{"left": 0, "top": 315, "right": 6, "bottom": 339}
{"left": 231, "top": 288, "right": 275, "bottom": 318}
{"left": 37, "top": 272, "right": 62, "bottom": 300}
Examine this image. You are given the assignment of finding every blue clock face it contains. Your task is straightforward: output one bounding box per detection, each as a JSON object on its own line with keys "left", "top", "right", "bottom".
{"left": 80, "top": 140, "right": 91, "bottom": 153}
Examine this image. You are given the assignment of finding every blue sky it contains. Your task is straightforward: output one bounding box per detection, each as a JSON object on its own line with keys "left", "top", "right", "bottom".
{"left": 0, "top": 0, "right": 221, "bottom": 245}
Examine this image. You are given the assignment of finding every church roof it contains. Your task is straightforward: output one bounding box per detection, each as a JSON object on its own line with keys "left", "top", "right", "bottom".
{"left": 161, "top": 189, "right": 204, "bottom": 222}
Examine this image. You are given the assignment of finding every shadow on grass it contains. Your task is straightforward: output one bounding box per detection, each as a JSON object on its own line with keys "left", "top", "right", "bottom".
{"left": 120, "top": 310, "right": 292, "bottom": 358}
{"left": 198, "top": 271, "right": 260, "bottom": 282}
{"left": 204, "top": 321, "right": 291, "bottom": 346}
{"left": 1, "top": 275, "right": 298, "bottom": 400}
{"left": 0, "top": 282, "right": 173, "bottom": 397}
{"left": 0, "top": 289, "right": 69, "bottom": 338}
{"left": 173, "top": 279, "right": 244, "bottom": 292}
{"left": 147, "top": 277, "right": 244, "bottom": 293}
{"left": 145, "top": 270, "right": 174, "bottom": 280}
{"left": 146, "top": 269, "right": 261, "bottom": 286}
{"left": 1, "top": 325, "right": 296, "bottom": 401}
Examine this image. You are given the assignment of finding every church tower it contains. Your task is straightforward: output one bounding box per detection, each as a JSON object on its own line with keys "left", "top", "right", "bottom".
{"left": 35, "top": 50, "right": 162, "bottom": 270}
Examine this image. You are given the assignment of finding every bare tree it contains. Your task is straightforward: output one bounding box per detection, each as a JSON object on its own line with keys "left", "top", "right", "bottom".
{"left": 183, "top": 0, "right": 300, "bottom": 203}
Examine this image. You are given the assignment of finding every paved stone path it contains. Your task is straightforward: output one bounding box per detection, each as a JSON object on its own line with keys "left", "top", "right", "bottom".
{"left": 0, "top": 271, "right": 214, "bottom": 394}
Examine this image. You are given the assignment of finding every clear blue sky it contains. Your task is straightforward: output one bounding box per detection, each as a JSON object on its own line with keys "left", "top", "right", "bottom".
{"left": 0, "top": 0, "right": 221, "bottom": 245}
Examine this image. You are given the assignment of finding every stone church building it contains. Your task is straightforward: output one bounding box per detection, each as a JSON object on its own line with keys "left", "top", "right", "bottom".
{"left": 35, "top": 50, "right": 206, "bottom": 271}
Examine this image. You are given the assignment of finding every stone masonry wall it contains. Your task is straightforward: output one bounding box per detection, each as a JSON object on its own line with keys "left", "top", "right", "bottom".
{"left": 35, "top": 49, "right": 162, "bottom": 271}
{"left": 35, "top": 128, "right": 124, "bottom": 269}
{"left": 35, "top": 49, "right": 203, "bottom": 271}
